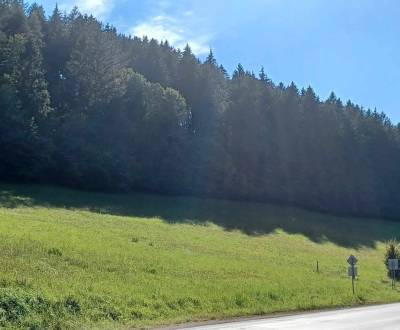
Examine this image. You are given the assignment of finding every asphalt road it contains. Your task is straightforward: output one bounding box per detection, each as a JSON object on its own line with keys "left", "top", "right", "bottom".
{"left": 183, "top": 303, "right": 400, "bottom": 329}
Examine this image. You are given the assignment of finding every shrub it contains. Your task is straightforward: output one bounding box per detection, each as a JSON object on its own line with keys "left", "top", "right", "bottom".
{"left": 384, "top": 240, "right": 400, "bottom": 280}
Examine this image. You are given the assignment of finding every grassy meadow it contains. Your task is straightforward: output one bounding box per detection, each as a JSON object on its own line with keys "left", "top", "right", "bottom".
{"left": 0, "top": 183, "right": 399, "bottom": 329}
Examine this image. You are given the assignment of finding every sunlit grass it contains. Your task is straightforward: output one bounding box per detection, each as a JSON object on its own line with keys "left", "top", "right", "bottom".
{"left": 0, "top": 183, "right": 399, "bottom": 328}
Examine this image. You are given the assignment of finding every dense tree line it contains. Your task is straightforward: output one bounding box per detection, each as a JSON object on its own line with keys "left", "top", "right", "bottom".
{"left": 1, "top": 1, "right": 400, "bottom": 219}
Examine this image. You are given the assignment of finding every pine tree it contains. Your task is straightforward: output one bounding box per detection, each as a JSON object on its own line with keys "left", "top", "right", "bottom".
{"left": 23, "top": 4, "right": 52, "bottom": 119}
{"left": 205, "top": 49, "right": 217, "bottom": 66}
{"left": 259, "top": 66, "right": 266, "bottom": 81}
{"left": 233, "top": 63, "right": 245, "bottom": 79}
{"left": 43, "top": 4, "right": 69, "bottom": 113}
{"left": 66, "top": 16, "right": 127, "bottom": 112}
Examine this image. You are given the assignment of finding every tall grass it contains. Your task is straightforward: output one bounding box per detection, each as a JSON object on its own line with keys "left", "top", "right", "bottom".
{"left": 0, "top": 183, "right": 399, "bottom": 328}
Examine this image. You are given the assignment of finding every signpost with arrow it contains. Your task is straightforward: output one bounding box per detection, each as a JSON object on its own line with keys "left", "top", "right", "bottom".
{"left": 347, "top": 255, "right": 358, "bottom": 294}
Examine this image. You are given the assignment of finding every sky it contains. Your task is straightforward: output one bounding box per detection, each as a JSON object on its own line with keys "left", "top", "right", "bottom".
{"left": 33, "top": 0, "right": 400, "bottom": 123}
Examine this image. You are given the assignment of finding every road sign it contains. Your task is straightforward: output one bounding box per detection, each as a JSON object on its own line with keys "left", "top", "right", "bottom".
{"left": 388, "top": 259, "right": 399, "bottom": 271}
{"left": 347, "top": 255, "right": 358, "bottom": 265}
{"left": 347, "top": 255, "right": 358, "bottom": 295}
{"left": 348, "top": 266, "right": 358, "bottom": 277}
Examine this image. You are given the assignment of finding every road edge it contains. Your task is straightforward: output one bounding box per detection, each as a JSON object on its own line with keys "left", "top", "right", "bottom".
{"left": 154, "top": 301, "right": 400, "bottom": 330}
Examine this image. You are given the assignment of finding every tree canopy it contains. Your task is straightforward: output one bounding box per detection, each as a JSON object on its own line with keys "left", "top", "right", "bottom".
{"left": 1, "top": 1, "right": 400, "bottom": 219}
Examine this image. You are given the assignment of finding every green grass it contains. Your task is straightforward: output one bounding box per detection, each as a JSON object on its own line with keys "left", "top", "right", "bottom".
{"left": 0, "top": 183, "right": 399, "bottom": 329}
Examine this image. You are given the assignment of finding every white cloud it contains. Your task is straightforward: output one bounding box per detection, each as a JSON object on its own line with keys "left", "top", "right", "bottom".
{"left": 59, "top": 0, "right": 214, "bottom": 55}
{"left": 130, "top": 9, "right": 212, "bottom": 55}
{"left": 60, "top": 0, "right": 114, "bottom": 19}
{"left": 133, "top": 19, "right": 181, "bottom": 45}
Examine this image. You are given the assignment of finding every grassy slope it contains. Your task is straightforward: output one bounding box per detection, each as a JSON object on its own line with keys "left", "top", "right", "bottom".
{"left": 0, "top": 183, "right": 399, "bottom": 329}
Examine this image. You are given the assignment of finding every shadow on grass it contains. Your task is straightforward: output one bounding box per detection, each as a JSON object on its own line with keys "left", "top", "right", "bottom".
{"left": 0, "top": 183, "right": 399, "bottom": 249}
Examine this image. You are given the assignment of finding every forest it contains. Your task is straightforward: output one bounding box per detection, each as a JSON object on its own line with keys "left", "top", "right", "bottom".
{"left": 1, "top": 0, "right": 400, "bottom": 219}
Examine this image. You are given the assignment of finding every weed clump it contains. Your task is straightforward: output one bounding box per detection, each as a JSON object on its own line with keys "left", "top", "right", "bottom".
{"left": 0, "top": 288, "right": 54, "bottom": 328}
{"left": 64, "top": 296, "right": 81, "bottom": 314}
{"left": 48, "top": 248, "right": 63, "bottom": 257}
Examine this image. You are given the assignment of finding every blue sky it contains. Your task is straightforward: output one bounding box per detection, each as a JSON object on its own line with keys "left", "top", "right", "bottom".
{"left": 34, "top": 0, "right": 400, "bottom": 123}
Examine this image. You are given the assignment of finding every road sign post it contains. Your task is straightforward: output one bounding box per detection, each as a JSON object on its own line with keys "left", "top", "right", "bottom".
{"left": 391, "top": 269, "right": 395, "bottom": 289}
{"left": 347, "top": 255, "right": 358, "bottom": 295}
{"left": 388, "top": 259, "right": 398, "bottom": 289}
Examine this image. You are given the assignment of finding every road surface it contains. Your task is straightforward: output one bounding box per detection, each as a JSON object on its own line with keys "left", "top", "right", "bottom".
{"left": 183, "top": 303, "right": 400, "bottom": 329}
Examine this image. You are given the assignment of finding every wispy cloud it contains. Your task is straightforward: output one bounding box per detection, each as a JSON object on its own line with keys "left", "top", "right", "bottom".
{"left": 59, "top": 0, "right": 115, "bottom": 20}
{"left": 130, "top": 3, "right": 213, "bottom": 55}
{"left": 58, "top": 0, "right": 215, "bottom": 55}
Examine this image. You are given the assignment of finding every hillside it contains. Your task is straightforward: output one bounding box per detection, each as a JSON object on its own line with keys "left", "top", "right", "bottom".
{"left": 0, "top": 183, "right": 399, "bottom": 328}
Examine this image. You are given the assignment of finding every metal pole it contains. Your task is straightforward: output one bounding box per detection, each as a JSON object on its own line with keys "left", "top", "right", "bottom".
{"left": 351, "top": 265, "right": 355, "bottom": 295}
{"left": 392, "top": 270, "right": 393, "bottom": 289}
{"left": 393, "top": 270, "right": 395, "bottom": 289}
{"left": 317, "top": 261, "right": 319, "bottom": 273}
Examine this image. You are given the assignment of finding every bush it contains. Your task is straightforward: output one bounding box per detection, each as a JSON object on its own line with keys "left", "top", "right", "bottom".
{"left": 384, "top": 240, "right": 400, "bottom": 280}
